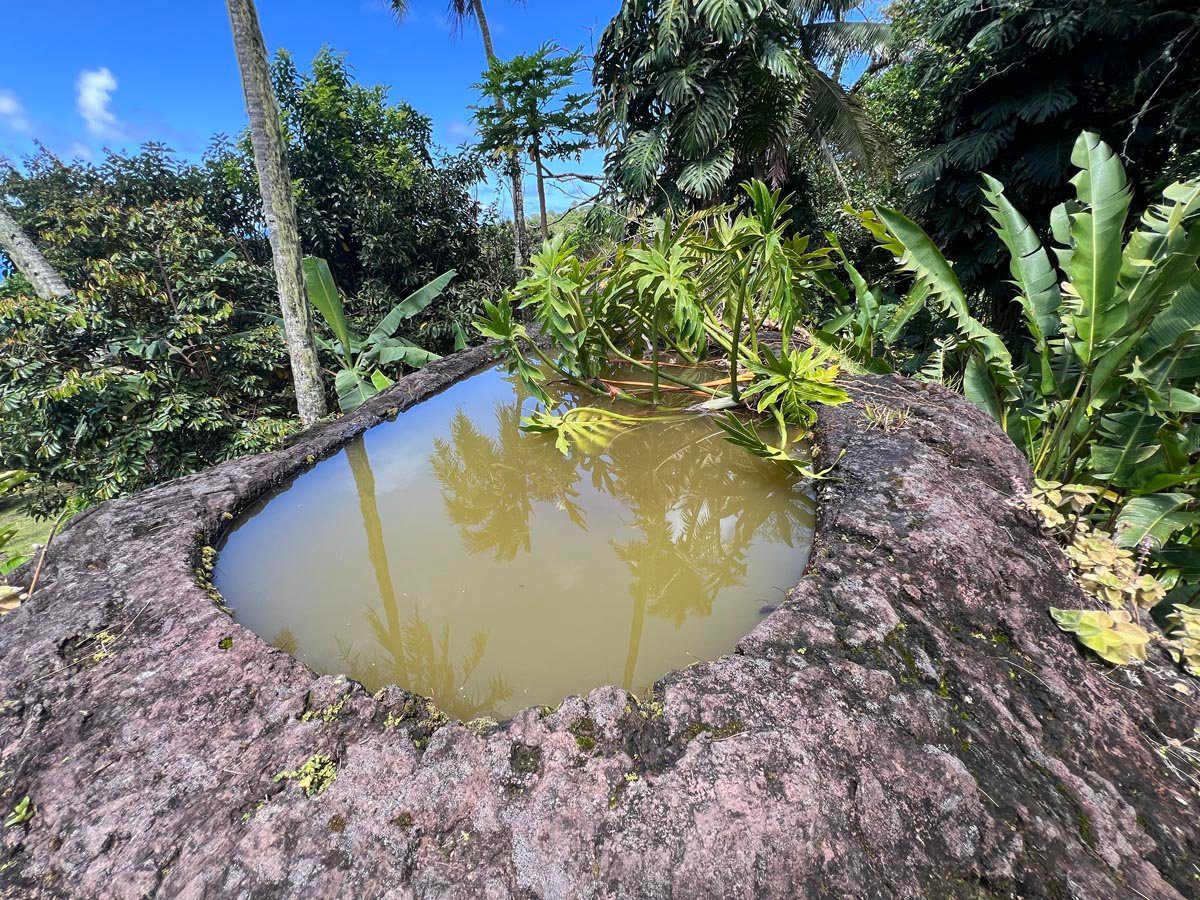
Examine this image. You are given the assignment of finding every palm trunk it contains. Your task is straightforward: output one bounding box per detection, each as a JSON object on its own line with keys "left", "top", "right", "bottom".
{"left": 472, "top": 0, "right": 527, "bottom": 270}
{"left": 0, "top": 205, "right": 71, "bottom": 301}
{"left": 226, "top": 0, "right": 328, "bottom": 426}
{"left": 531, "top": 139, "right": 549, "bottom": 241}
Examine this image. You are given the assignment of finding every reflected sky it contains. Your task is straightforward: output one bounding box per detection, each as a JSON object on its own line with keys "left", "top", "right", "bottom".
{"left": 215, "top": 365, "right": 815, "bottom": 720}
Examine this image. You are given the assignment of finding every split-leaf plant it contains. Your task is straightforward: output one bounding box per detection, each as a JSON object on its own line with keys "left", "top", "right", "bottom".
{"left": 301, "top": 257, "right": 451, "bottom": 412}
{"left": 476, "top": 180, "right": 851, "bottom": 474}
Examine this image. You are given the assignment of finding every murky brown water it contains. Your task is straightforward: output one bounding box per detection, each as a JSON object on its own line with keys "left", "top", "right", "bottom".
{"left": 215, "top": 365, "right": 815, "bottom": 720}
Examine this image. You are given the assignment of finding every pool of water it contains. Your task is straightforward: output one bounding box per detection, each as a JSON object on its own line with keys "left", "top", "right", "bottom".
{"left": 215, "top": 364, "right": 815, "bottom": 720}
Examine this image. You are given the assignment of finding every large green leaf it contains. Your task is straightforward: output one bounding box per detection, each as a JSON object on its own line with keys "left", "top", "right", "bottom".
{"left": 676, "top": 146, "right": 736, "bottom": 200}
{"left": 1062, "top": 132, "right": 1132, "bottom": 364}
{"left": 303, "top": 257, "right": 352, "bottom": 365}
{"left": 1089, "top": 410, "right": 1163, "bottom": 487}
{"left": 881, "top": 280, "right": 930, "bottom": 346}
{"left": 981, "top": 173, "right": 1061, "bottom": 392}
{"left": 1114, "top": 493, "right": 1195, "bottom": 549}
{"left": 1119, "top": 181, "right": 1200, "bottom": 318}
{"left": 874, "top": 205, "right": 1016, "bottom": 422}
{"left": 369, "top": 270, "right": 456, "bottom": 342}
{"left": 374, "top": 340, "right": 441, "bottom": 368}
{"left": 1050, "top": 608, "right": 1150, "bottom": 665}
{"left": 334, "top": 368, "right": 379, "bottom": 414}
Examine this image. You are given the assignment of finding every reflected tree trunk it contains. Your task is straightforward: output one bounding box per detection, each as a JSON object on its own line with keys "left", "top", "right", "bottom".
{"left": 622, "top": 593, "right": 646, "bottom": 692}
{"left": 345, "top": 438, "right": 411, "bottom": 685}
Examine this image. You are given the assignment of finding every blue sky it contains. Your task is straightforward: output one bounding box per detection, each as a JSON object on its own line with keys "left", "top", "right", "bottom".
{"left": 0, "top": 0, "right": 619, "bottom": 215}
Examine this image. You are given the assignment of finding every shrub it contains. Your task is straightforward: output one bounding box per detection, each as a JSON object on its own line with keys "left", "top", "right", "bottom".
{"left": 0, "top": 200, "right": 295, "bottom": 512}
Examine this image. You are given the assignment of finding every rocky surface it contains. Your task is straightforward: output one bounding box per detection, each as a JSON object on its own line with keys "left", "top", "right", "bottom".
{"left": 2, "top": 348, "right": 1199, "bottom": 899}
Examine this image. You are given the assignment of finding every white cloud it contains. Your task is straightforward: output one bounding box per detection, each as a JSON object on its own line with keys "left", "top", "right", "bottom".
{"left": 67, "top": 141, "right": 93, "bottom": 160}
{"left": 445, "top": 120, "right": 474, "bottom": 139}
{"left": 76, "top": 67, "right": 122, "bottom": 139}
{"left": 0, "top": 89, "right": 30, "bottom": 133}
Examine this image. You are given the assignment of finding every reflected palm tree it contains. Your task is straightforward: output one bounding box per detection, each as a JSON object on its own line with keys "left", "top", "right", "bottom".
{"left": 344, "top": 437, "right": 511, "bottom": 719}
{"left": 425, "top": 369, "right": 815, "bottom": 697}
{"left": 430, "top": 404, "right": 586, "bottom": 560}
{"left": 340, "top": 608, "right": 513, "bottom": 721}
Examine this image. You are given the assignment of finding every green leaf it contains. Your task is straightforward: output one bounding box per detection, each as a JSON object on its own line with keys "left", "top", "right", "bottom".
{"left": 1050, "top": 608, "right": 1150, "bottom": 666}
{"left": 5, "top": 796, "right": 33, "bottom": 827}
{"left": 302, "top": 257, "right": 352, "bottom": 363}
{"left": 334, "top": 368, "right": 379, "bottom": 414}
{"left": 874, "top": 205, "right": 1016, "bottom": 422}
{"left": 881, "top": 281, "right": 930, "bottom": 346}
{"left": 373, "top": 339, "right": 441, "bottom": 368}
{"left": 1113, "top": 493, "right": 1195, "bottom": 549}
{"left": 981, "top": 173, "right": 1061, "bottom": 392}
{"left": 1062, "top": 132, "right": 1133, "bottom": 364}
{"left": 369, "top": 270, "right": 456, "bottom": 342}
{"left": 676, "top": 146, "right": 736, "bottom": 200}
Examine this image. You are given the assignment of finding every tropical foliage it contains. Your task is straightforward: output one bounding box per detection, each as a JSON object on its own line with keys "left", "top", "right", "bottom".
{"left": 257, "top": 48, "right": 506, "bottom": 345}
{"left": 863, "top": 0, "right": 1200, "bottom": 315}
{"left": 0, "top": 199, "right": 295, "bottom": 512}
{"left": 301, "top": 257, "right": 449, "bottom": 412}
{"left": 473, "top": 44, "right": 595, "bottom": 239}
{"left": 849, "top": 131, "right": 1200, "bottom": 616}
{"left": 0, "top": 51, "right": 515, "bottom": 513}
{"left": 477, "top": 180, "right": 850, "bottom": 474}
{"left": 594, "top": 0, "right": 890, "bottom": 204}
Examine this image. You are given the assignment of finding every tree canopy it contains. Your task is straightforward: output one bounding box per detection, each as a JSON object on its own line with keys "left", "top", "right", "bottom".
{"left": 593, "top": 0, "right": 889, "bottom": 206}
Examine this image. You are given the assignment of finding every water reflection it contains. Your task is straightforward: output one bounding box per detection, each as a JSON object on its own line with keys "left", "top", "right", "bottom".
{"left": 345, "top": 438, "right": 512, "bottom": 718}
{"left": 427, "top": 376, "right": 813, "bottom": 693}
{"left": 215, "top": 365, "right": 814, "bottom": 720}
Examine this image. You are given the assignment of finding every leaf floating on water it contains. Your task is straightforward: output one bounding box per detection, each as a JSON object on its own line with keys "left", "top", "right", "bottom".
{"left": 520, "top": 407, "right": 649, "bottom": 456}
{"left": 1050, "top": 607, "right": 1150, "bottom": 666}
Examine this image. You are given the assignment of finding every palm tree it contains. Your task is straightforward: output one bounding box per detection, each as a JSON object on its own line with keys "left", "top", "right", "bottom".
{"left": 388, "top": 0, "right": 530, "bottom": 270}
{"left": 594, "top": 0, "right": 892, "bottom": 204}
{"left": 225, "top": 0, "right": 328, "bottom": 425}
{"left": 0, "top": 204, "right": 71, "bottom": 301}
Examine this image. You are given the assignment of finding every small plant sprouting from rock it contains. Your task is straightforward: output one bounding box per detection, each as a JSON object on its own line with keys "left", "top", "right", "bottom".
{"left": 194, "top": 546, "right": 230, "bottom": 614}
{"left": 274, "top": 754, "right": 337, "bottom": 796}
{"left": 863, "top": 402, "right": 912, "bottom": 434}
{"left": 301, "top": 693, "right": 348, "bottom": 725}
{"left": 5, "top": 795, "right": 33, "bottom": 828}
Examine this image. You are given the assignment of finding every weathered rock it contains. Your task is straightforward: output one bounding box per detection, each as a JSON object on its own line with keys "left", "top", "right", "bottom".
{"left": 1, "top": 349, "right": 1198, "bottom": 898}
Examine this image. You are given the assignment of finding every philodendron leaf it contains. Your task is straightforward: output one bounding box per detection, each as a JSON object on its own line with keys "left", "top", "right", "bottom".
{"left": 1050, "top": 607, "right": 1150, "bottom": 665}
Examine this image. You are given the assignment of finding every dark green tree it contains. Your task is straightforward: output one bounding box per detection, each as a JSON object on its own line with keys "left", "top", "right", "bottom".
{"left": 247, "top": 48, "right": 500, "bottom": 348}
{"left": 865, "top": 0, "right": 1200, "bottom": 323}
{"left": 472, "top": 44, "right": 595, "bottom": 241}
{"left": 593, "top": 0, "right": 890, "bottom": 205}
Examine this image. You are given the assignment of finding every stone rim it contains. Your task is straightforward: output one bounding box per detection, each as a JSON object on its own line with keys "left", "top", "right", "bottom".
{"left": 2, "top": 346, "right": 1197, "bottom": 898}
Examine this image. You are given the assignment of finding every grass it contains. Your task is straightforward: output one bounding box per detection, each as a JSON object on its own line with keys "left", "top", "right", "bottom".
{"left": 0, "top": 497, "right": 54, "bottom": 566}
